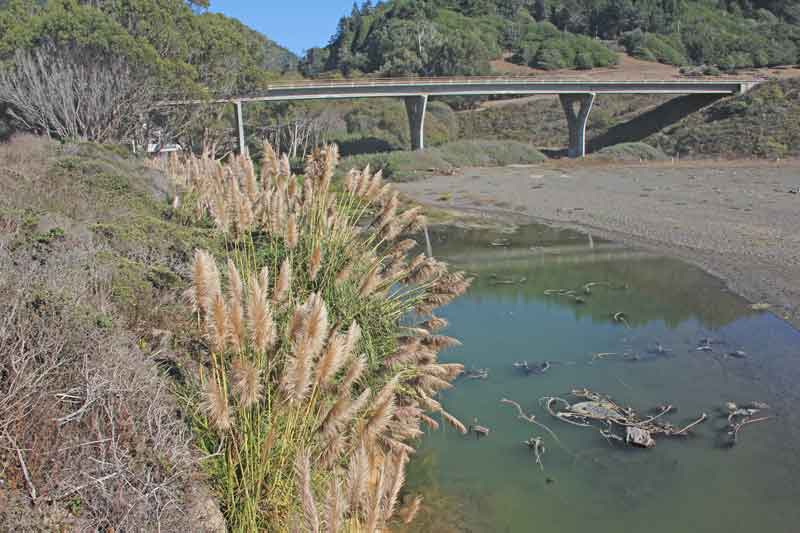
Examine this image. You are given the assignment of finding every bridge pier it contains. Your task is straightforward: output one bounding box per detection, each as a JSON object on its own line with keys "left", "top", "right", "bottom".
{"left": 234, "top": 100, "right": 246, "bottom": 155}
{"left": 560, "top": 93, "right": 595, "bottom": 158}
{"left": 405, "top": 95, "right": 428, "bottom": 151}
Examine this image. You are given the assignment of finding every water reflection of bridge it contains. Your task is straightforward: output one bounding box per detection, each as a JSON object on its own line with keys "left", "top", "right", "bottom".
{"left": 428, "top": 226, "right": 754, "bottom": 330}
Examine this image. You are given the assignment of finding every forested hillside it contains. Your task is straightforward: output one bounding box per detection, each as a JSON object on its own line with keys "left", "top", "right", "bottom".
{"left": 0, "top": 0, "right": 298, "bottom": 150}
{"left": 0, "top": 0, "right": 297, "bottom": 95}
{"left": 303, "top": 0, "right": 800, "bottom": 77}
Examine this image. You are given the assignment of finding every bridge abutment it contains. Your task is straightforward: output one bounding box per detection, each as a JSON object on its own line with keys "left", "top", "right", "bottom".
{"left": 560, "top": 93, "right": 595, "bottom": 158}
{"left": 405, "top": 95, "right": 428, "bottom": 151}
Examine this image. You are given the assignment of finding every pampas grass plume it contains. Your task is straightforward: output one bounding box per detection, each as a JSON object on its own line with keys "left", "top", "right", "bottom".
{"left": 286, "top": 213, "right": 298, "bottom": 249}
{"left": 340, "top": 354, "right": 366, "bottom": 393}
{"left": 248, "top": 277, "right": 276, "bottom": 353}
{"left": 192, "top": 249, "right": 220, "bottom": 315}
{"left": 202, "top": 379, "right": 231, "bottom": 431}
{"left": 208, "top": 292, "right": 229, "bottom": 353}
{"left": 441, "top": 409, "right": 467, "bottom": 434}
{"left": 274, "top": 258, "right": 291, "bottom": 304}
{"left": 309, "top": 243, "right": 322, "bottom": 281}
{"left": 400, "top": 495, "right": 423, "bottom": 524}
{"left": 294, "top": 448, "right": 321, "bottom": 533}
{"left": 346, "top": 442, "right": 369, "bottom": 512}
{"left": 359, "top": 266, "right": 381, "bottom": 297}
{"left": 315, "top": 332, "right": 346, "bottom": 389}
{"left": 231, "top": 357, "right": 262, "bottom": 408}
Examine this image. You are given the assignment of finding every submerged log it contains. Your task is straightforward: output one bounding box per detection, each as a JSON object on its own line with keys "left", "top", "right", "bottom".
{"left": 513, "top": 360, "right": 551, "bottom": 376}
{"left": 469, "top": 424, "right": 490, "bottom": 439}
{"left": 463, "top": 368, "right": 489, "bottom": 380}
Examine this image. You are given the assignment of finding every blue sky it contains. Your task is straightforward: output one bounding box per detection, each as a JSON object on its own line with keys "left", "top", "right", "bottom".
{"left": 210, "top": 0, "right": 360, "bottom": 56}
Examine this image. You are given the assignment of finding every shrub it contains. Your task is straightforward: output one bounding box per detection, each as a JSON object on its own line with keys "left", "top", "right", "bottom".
{"left": 511, "top": 41, "right": 540, "bottom": 65}
{"left": 436, "top": 140, "right": 546, "bottom": 167}
{"left": 752, "top": 49, "right": 770, "bottom": 68}
{"left": 340, "top": 140, "right": 546, "bottom": 181}
{"left": 589, "top": 40, "right": 619, "bottom": 67}
{"left": 719, "top": 55, "right": 737, "bottom": 72}
{"left": 645, "top": 34, "right": 687, "bottom": 66}
{"left": 535, "top": 44, "right": 569, "bottom": 70}
{"left": 576, "top": 51, "right": 594, "bottom": 70}
{"left": 621, "top": 30, "right": 686, "bottom": 66}
{"left": 591, "top": 142, "right": 668, "bottom": 161}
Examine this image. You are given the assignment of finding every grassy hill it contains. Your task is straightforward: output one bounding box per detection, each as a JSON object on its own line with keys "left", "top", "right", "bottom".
{"left": 647, "top": 78, "right": 800, "bottom": 157}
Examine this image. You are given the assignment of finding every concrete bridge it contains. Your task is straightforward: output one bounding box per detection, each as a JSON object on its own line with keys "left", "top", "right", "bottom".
{"left": 161, "top": 78, "right": 756, "bottom": 158}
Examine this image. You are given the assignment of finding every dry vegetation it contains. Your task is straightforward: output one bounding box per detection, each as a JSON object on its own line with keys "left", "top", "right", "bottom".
{"left": 154, "top": 143, "right": 471, "bottom": 530}
{"left": 0, "top": 135, "right": 220, "bottom": 531}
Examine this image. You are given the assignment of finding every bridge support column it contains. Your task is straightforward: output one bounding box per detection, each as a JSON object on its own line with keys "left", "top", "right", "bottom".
{"left": 404, "top": 95, "right": 428, "bottom": 151}
{"left": 560, "top": 93, "right": 595, "bottom": 158}
{"left": 234, "top": 100, "right": 246, "bottom": 155}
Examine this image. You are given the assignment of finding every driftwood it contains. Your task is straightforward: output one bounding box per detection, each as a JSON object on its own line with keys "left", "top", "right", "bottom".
{"left": 626, "top": 427, "right": 655, "bottom": 448}
{"left": 490, "top": 277, "right": 527, "bottom": 285}
{"left": 646, "top": 344, "right": 672, "bottom": 356}
{"left": 543, "top": 288, "right": 586, "bottom": 304}
{"left": 696, "top": 337, "right": 728, "bottom": 352}
{"left": 513, "top": 360, "right": 550, "bottom": 376}
{"left": 582, "top": 281, "right": 628, "bottom": 294}
{"left": 540, "top": 389, "right": 707, "bottom": 449}
{"left": 612, "top": 312, "right": 630, "bottom": 328}
{"left": 463, "top": 368, "right": 489, "bottom": 380}
{"left": 500, "top": 398, "right": 570, "bottom": 456}
{"left": 591, "top": 352, "right": 619, "bottom": 362}
{"left": 524, "top": 437, "right": 546, "bottom": 470}
{"left": 724, "top": 402, "right": 772, "bottom": 445}
{"left": 468, "top": 420, "right": 490, "bottom": 439}
{"left": 726, "top": 350, "right": 748, "bottom": 359}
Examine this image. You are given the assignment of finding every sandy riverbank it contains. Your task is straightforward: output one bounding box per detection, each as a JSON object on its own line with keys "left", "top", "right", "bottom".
{"left": 397, "top": 159, "right": 800, "bottom": 329}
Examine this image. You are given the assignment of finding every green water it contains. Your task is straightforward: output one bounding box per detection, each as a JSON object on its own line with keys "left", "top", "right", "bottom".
{"left": 403, "top": 224, "right": 800, "bottom": 533}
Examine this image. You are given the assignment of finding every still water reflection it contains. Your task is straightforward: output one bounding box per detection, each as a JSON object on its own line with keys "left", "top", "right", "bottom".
{"left": 402, "top": 224, "right": 800, "bottom": 533}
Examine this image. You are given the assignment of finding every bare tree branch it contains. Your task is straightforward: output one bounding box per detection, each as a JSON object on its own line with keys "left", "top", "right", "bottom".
{"left": 0, "top": 44, "right": 155, "bottom": 143}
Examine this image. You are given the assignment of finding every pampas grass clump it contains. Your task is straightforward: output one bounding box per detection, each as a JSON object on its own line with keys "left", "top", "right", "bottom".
{"left": 156, "top": 142, "right": 470, "bottom": 532}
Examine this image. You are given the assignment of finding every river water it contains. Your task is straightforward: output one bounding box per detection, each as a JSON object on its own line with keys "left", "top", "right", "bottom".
{"left": 401, "top": 223, "right": 800, "bottom": 533}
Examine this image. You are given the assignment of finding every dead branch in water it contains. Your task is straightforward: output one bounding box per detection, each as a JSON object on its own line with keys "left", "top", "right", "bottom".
{"left": 724, "top": 402, "right": 773, "bottom": 445}
{"left": 728, "top": 415, "right": 773, "bottom": 444}
{"left": 674, "top": 413, "right": 708, "bottom": 435}
{"left": 523, "top": 437, "right": 546, "bottom": 471}
{"left": 540, "top": 389, "right": 707, "bottom": 448}
{"left": 500, "top": 398, "right": 571, "bottom": 455}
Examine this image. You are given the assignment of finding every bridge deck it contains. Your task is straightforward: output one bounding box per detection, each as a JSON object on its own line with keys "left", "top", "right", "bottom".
{"left": 161, "top": 78, "right": 755, "bottom": 105}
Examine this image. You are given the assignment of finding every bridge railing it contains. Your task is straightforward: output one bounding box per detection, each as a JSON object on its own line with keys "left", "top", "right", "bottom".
{"left": 156, "top": 76, "right": 757, "bottom": 105}
{"left": 262, "top": 76, "right": 751, "bottom": 90}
